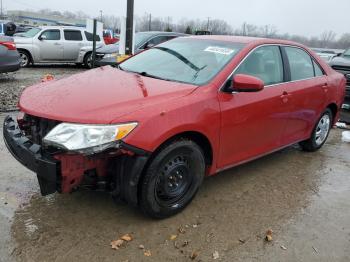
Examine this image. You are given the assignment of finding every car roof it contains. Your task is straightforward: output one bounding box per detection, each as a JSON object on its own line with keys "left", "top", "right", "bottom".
{"left": 188, "top": 35, "right": 305, "bottom": 47}
{"left": 137, "top": 31, "right": 186, "bottom": 36}
{"left": 39, "top": 26, "right": 86, "bottom": 30}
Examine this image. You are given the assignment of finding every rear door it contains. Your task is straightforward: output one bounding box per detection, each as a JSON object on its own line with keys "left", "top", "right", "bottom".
{"left": 36, "top": 29, "right": 63, "bottom": 61}
{"left": 280, "top": 46, "right": 328, "bottom": 143}
{"left": 218, "top": 45, "right": 292, "bottom": 168}
{"left": 63, "top": 29, "right": 84, "bottom": 61}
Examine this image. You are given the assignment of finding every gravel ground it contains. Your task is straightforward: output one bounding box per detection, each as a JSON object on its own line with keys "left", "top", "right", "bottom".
{"left": 0, "top": 65, "right": 86, "bottom": 111}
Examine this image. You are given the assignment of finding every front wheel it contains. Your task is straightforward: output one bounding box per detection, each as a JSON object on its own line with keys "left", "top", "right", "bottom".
{"left": 18, "top": 50, "right": 31, "bottom": 67}
{"left": 299, "top": 108, "right": 333, "bottom": 152}
{"left": 139, "top": 140, "right": 205, "bottom": 219}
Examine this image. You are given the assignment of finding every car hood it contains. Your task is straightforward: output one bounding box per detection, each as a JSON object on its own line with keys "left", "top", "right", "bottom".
{"left": 13, "top": 36, "right": 33, "bottom": 44}
{"left": 96, "top": 44, "right": 119, "bottom": 54}
{"left": 19, "top": 66, "right": 197, "bottom": 124}
{"left": 329, "top": 56, "right": 350, "bottom": 67}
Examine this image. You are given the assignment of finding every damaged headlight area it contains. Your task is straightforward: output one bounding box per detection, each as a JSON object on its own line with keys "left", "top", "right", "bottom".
{"left": 43, "top": 122, "right": 138, "bottom": 154}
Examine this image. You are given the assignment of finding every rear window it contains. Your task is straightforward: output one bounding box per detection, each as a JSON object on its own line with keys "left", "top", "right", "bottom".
{"left": 284, "top": 47, "right": 314, "bottom": 81}
{"left": 84, "top": 31, "right": 100, "bottom": 41}
{"left": 64, "top": 30, "right": 83, "bottom": 41}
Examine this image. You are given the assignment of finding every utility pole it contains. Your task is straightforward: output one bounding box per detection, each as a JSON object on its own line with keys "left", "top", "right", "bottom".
{"left": 125, "top": 0, "right": 134, "bottom": 55}
{"left": 0, "top": 0, "right": 3, "bottom": 20}
{"left": 100, "top": 10, "right": 103, "bottom": 22}
{"left": 148, "top": 13, "right": 151, "bottom": 31}
{"left": 207, "top": 17, "right": 210, "bottom": 31}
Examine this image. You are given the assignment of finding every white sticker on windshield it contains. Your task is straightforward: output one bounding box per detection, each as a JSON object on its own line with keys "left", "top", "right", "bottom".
{"left": 204, "top": 46, "right": 235, "bottom": 55}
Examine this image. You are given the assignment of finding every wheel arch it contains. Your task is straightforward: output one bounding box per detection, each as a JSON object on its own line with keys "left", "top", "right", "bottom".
{"left": 327, "top": 102, "right": 338, "bottom": 124}
{"left": 17, "top": 48, "right": 33, "bottom": 63}
{"left": 149, "top": 130, "right": 213, "bottom": 167}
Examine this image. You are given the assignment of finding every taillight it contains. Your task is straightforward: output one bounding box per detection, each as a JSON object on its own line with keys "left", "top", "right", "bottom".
{"left": 0, "top": 42, "right": 17, "bottom": 50}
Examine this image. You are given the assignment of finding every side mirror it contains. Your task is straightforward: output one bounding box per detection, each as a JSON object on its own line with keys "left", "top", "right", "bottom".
{"left": 145, "top": 42, "right": 156, "bottom": 49}
{"left": 39, "top": 35, "right": 47, "bottom": 41}
{"left": 232, "top": 74, "right": 264, "bottom": 92}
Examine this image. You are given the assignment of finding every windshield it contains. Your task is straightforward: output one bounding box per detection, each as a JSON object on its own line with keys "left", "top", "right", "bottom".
{"left": 343, "top": 49, "right": 350, "bottom": 56}
{"left": 119, "top": 38, "right": 244, "bottom": 85}
{"left": 21, "top": 28, "right": 41, "bottom": 38}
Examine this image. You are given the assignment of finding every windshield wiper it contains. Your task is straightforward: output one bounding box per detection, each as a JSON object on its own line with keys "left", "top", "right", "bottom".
{"left": 154, "top": 46, "right": 201, "bottom": 72}
{"left": 138, "top": 71, "right": 172, "bottom": 81}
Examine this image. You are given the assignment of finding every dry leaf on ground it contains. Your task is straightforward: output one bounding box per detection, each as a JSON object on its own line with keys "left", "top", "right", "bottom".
{"left": 111, "top": 239, "right": 124, "bottom": 250}
{"left": 121, "top": 234, "right": 133, "bottom": 242}
{"left": 144, "top": 250, "right": 152, "bottom": 257}
{"left": 265, "top": 229, "right": 273, "bottom": 242}
{"left": 213, "top": 251, "right": 219, "bottom": 259}
{"left": 170, "top": 234, "right": 177, "bottom": 240}
{"left": 190, "top": 250, "right": 199, "bottom": 260}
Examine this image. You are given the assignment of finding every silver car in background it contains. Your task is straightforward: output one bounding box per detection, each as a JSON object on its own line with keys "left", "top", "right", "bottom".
{"left": 14, "top": 26, "right": 104, "bottom": 68}
{"left": 0, "top": 36, "right": 21, "bottom": 73}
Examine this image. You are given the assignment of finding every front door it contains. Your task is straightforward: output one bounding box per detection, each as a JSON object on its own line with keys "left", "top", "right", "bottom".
{"left": 218, "top": 45, "right": 291, "bottom": 168}
{"left": 37, "top": 29, "right": 63, "bottom": 61}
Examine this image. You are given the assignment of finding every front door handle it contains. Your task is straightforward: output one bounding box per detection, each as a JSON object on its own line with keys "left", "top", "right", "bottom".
{"left": 281, "top": 91, "right": 291, "bottom": 103}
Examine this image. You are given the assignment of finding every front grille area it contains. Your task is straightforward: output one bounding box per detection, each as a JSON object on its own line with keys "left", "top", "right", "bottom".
{"left": 331, "top": 65, "right": 350, "bottom": 87}
{"left": 21, "top": 114, "right": 60, "bottom": 146}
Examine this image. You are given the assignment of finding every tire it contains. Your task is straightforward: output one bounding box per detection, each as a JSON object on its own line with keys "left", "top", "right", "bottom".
{"left": 18, "top": 50, "right": 31, "bottom": 67}
{"left": 139, "top": 140, "right": 205, "bottom": 219}
{"left": 299, "top": 108, "right": 333, "bottom": 152}
{"left": 83, "top": 52, "right": 93, "bottom": 69}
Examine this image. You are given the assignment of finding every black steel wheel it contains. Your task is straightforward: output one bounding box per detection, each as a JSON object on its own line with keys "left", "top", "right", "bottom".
{"left": 139, "top": 140, "right": 205, "bottom": 218}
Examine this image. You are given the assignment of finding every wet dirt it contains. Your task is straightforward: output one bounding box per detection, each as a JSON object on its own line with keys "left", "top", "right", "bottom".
{"left": 1, "top": 111, "right": 350, "bottom": 261}
{"left": 1, "top": 67, "right": 350, "bottom": 261}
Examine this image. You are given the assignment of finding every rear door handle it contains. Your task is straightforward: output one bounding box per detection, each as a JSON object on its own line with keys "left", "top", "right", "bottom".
{"left": 321, "top": 83, "right": 328, "bottom": 92}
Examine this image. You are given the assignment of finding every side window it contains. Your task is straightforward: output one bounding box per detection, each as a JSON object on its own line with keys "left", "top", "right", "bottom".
{"left": 284, "top": 47, "right": 314, "bottom": 81}
{"left": 235, "top": 45, "right": 284, "bottom": 86}
{"left": 84, "top": 31, "right": 101, "bottom": 41}
{"left": 64, "top": 30, "right": 83, "bottom": 41}
{"left": 147, "top": 36, "right": 169, "bottom": 47}
{"left": 313, "top": 60, "right": 324, "bottom": 77}
{"left": 40, "top": 30, "right": 60, "bottom": 40}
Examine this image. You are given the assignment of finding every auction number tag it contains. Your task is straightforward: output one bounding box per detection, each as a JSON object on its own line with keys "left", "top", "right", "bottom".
{"left": 204, "top": 46, "right": 235, "bottom": 55}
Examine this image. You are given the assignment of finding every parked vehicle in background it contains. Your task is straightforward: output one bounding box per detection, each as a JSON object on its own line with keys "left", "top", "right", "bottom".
{"left": 103, "top": 29, "right": 119, "bottom": 45}
{"left": 0, "top": 23, "right": 5, "bottom": 36}
{"left": 329, "top": 48, "right": 350, "bottom": 99}
{"left": 0, "top": 36, "right": 21, "bottom": 73}
{"left": 95, "top": 31, "right": 186, "bottom": 66}
{"left": 311, "top": 48, "right": 344, "bottom": 63}
{"left": 14, "top": 26, "right": 104, "bottom": 68}
{"left": 3, "top": 36, "right": 345, "bottom": 218}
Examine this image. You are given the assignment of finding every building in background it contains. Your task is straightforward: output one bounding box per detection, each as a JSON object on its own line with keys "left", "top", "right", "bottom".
{"left": 7, "top": 10, "right": 86, "bottom": 27}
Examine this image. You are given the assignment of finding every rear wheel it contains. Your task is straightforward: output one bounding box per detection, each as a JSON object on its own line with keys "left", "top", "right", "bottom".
{"left": 18, "top": 50, "right": 31, "bottom": 67}
{"left": 299, "top": 108, "right": 333, "bottom": 152}
{"left": 139, "top": 140, "right": 205, "bottom": 218}
{"left": 83, "top": 52, "right": 93, "bottom": 69}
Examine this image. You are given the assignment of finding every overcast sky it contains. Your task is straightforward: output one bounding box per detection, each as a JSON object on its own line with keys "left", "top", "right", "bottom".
{"left": 4, "top": 0, "right": 350, "bottom": 37}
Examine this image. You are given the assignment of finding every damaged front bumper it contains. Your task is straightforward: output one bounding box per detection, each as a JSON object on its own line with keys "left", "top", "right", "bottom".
{"left": 3, "top": 116, "right": 60, "bottom": 195}
{"left": 3, "top": 116, "right": 150, "bottom": 205}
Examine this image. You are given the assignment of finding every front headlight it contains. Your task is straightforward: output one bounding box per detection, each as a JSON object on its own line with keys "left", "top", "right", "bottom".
{"left": 103, "top": 53, "right": 118, "bottom": 59}
{"left": 43, "top": 122, "right": 137, "bottom": 153}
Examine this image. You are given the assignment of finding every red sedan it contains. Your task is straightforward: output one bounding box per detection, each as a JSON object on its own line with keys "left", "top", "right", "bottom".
{"left": 4, "top": 36, "right": 346, "bottom": 218}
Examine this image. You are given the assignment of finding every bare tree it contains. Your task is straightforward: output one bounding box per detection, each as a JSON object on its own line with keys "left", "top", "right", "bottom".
{"left": 320, "top": 30, "right": 336, "bottom": 48}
